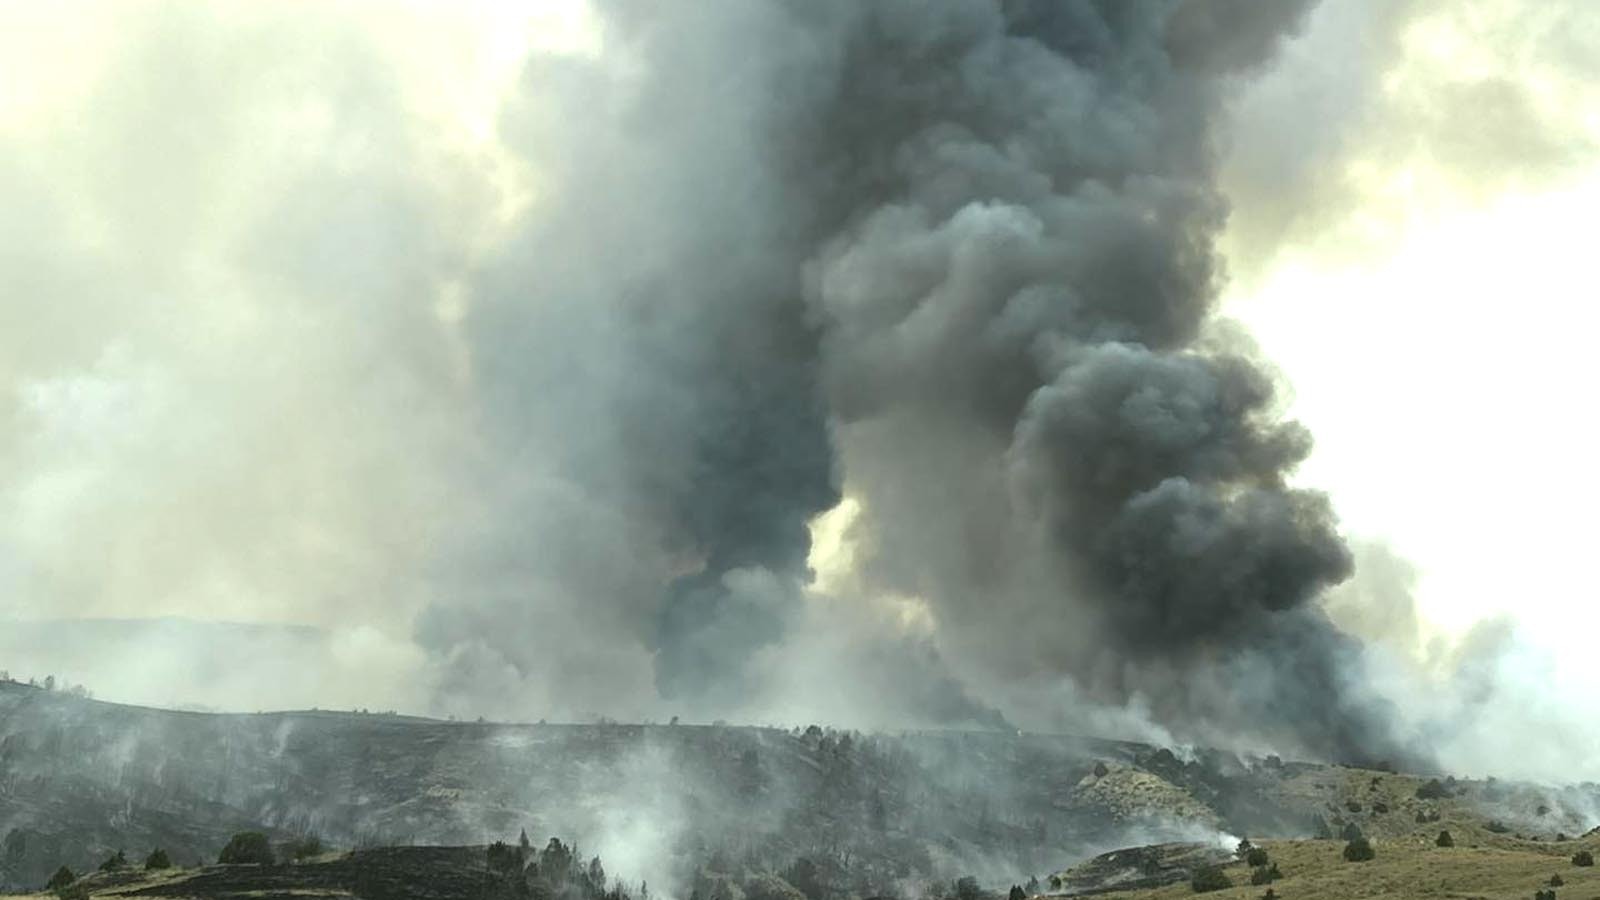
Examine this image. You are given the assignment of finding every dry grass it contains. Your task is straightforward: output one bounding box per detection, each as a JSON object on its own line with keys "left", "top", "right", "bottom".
{"left": 1092, "top": 834, "right": 1600, "bottom": 900}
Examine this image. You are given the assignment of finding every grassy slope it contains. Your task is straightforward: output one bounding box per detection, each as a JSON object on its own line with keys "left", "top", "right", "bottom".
{"left": 1097, "top": 837, "right": 1600, "bottom": 900}
{"left": 3, "top": 847, "right": 492, "bottom": 900}
{"left": 1077, "top": 766, "right": 1600, "bottom": 900}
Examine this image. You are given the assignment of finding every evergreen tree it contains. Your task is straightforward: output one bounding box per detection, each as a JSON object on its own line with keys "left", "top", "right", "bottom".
{"left": 46, "top": 867, "right": 75, "bottom": 891}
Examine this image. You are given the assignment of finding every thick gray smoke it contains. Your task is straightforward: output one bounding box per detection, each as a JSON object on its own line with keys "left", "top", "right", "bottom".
{"left": 411, "top": 0, "right": 1416, "bottom": 763}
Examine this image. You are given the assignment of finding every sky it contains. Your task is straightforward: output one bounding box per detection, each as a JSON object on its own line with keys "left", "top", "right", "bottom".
{"left": 0, "top": 0, "right": 1597, "bottom": 774}
{"left": 1217, "top": 0, "right": 1600, "bottom": 663}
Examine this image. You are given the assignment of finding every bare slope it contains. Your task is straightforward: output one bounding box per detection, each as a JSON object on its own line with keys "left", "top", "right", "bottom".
{"left": 0, "top": 681, "right": 1215, "bottom": 893}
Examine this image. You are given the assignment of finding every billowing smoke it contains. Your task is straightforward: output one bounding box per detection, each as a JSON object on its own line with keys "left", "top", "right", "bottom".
{"left": 2, "top": 0, "right": 1479, "bottom": 767}
{"left": 406, "top": 0, "right": 1414, "bottom": 763}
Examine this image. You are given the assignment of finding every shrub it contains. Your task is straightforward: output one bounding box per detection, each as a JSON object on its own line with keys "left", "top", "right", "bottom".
{"left": 1190, "top": 866, "right": 1231, "bottom": 894}
{"left": 1048, "top": 876, "right": 1061, "bottom": 891}
{"left": 1372, "top": 801, "right": 1389, "bottom": 814}
{"left": 285, "top": 835, "right": 324, "bottom": 862}
{"left": 1549, "top": 874, "right": 1564, "bottom": 886}
{"left": 99, "top": 850, "right": 128, "bottom": 872}
{"left": 1487, "top": 821, "right": 1512, "bottom": 834}
{"left": 46, "top": 867, "right": 76, "bottom": 891}
{"left": 1345, "top": 800, "right": 1363, "bottom": 813}
{"left": 145, "top": 849, "right": 172, "bottom": 870}
{"left": 1246, "top": 847, "right": 1269, "bottom": 867}
{"left": 1343, "top": 837, "right": 1376, "bottom": 862}
{"left": 1436, "top": 831, "right": 1454, "bottom": 847}
{"left": 1416, "top": 779, "right": 1451, "bottom": 800}
{"left": 1249, "top": 864, "right": 1281, "bottom": 886}
{"left": 1008, "top": 886, "right": 1026, "bottom": 900}
{"left": 219, "top": 832, "right": 276, "bottom": 866}
{"left": 1574, "top": 850, "right": 1595, "bottom": 867}
{"left": 1236, "top": 839, "right": 1254, "bottom": 859}
{"left": 486, "top": 841, "right": 523, "bottom": 875}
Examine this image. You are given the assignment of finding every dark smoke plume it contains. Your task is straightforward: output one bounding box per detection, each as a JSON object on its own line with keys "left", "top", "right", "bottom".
{"left": 423, "top": 0, "right": 1419, "bottom": 763}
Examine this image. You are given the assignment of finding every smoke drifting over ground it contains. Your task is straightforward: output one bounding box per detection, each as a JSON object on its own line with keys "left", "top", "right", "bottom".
{"left": 11, "top": 0, "right": 1600, "bottom": 779}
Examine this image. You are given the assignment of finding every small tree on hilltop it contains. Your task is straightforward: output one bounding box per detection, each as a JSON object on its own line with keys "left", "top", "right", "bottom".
{"left": 99, "top": 850, "right": 128, "bottom": 872}
{"left": 1343, "top": 836, "right": 1375, "bottom": 862}
{"left": 1436, "top": 830, "right": 1454, "bottom": 847}
{"left": 1008, "top": 886, "right": 1026, "bottom": 900}
{"left": 1341, "top": 822, "right": 1364, "bottom": 842}
{"left": 219, "top": 832, "right": 275, "bottom": 866}
{"left": 46, "top": 867, "right": 76, "bottom": 891}
{"left": 1190, "top": 866, "right": 1231, "bottom": 894}
{"left": 145, "top": 849, "right": 172, "bottom": 870}
{"left": 1246, "top": 847, "right": 1269, "bottom": 867}
{"left": 1574, "top": 849, "right": 1595, "bottom": 867}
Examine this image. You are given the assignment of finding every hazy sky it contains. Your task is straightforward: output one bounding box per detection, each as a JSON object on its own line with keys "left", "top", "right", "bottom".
{"left": 1218, "top": 0, "right": 1600, "bottom": 667}
{"left": 1, "top": 0, "right": 1597, "bottom": 764}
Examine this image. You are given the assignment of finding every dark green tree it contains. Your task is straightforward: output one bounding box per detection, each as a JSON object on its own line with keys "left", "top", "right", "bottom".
{"left": 219, "top": 832, "right": 276, "bottom": 866}
{"left": 1190, "top": 866, "right": 1231, "bottom": 893}
{"left": 1343, "top": 837, "right": 1375, "bottom": 862}
{"left": 486, "top": 841, "right": 522, "bottom": 875}
{"left": 144, "top": 849, "right": 173, "bottom": 870}
{"left": 98, "top": 850, "right": 128, "bottom": 872}
{"left": 1249, "top": 864, "right": 1281, "bottom": 885}
{"left": 46, "top": 867, "right": 76, "bottom": 891}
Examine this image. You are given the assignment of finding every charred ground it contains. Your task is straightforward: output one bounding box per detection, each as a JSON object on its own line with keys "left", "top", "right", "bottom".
{"left": 4, "top": 680, "right": 1597, "bottom": 900}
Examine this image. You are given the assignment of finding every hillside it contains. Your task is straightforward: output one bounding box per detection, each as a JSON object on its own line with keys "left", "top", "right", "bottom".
{"left": 7, "top": 847, "right": 498, "bottom": 900}
{"left": 1062, "top": 834, "right": 1600, "bottom": 900}
{"left": 4, "top": 680, "right": 1598, "bottom": 899}
{"left": 1050, "top": 767, "right": 1600, "bottom": 898}
{"left": 0, "top": 679, "right": 1189, "bottom": 894}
